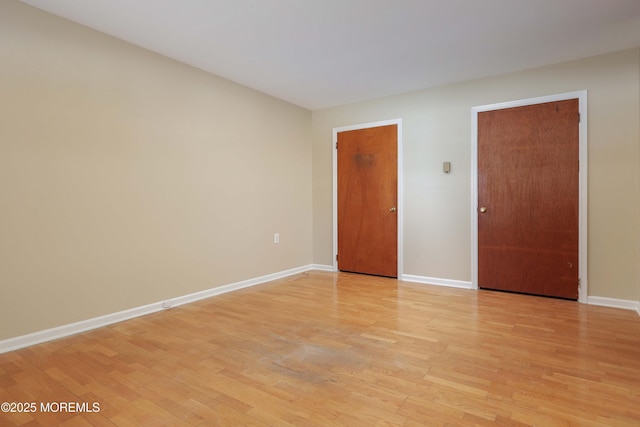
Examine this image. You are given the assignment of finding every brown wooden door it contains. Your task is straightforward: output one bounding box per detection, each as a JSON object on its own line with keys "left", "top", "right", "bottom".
{"left": 478, "top": 99, "right": 579, "bottom": 299}
{"left": 337, "top": 124, "right": 397, "bottom": 277}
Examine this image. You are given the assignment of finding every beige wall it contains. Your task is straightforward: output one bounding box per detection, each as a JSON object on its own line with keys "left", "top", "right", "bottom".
{"left": 313, "top": 48, "right": 640, "bottom": 302}
{"left": 0, "top": 1, "right": 312, "bottom": 340}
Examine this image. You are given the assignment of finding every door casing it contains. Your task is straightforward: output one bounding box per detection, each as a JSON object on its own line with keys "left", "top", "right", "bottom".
{"left": 333, "top": 119, "right": 403, "bottom": 277}
{"left": 471, "top": 91, "right": 588, "bottom": 303}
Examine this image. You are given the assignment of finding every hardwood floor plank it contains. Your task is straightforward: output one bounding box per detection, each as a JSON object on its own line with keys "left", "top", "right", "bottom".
{"left": 1, "top": 271, "right": 639, "bottom": 426}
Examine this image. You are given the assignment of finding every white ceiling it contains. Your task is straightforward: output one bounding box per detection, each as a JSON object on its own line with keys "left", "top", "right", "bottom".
{"left": 18, "top": 0, "right": 640, "bottom": 110}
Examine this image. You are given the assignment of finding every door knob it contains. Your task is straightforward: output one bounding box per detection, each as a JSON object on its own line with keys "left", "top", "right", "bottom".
{"left": 389, "top": 207, "right": 396, "bottom": 212}
{"left": 479, "top": 207, "right": 487, "bottom": 213}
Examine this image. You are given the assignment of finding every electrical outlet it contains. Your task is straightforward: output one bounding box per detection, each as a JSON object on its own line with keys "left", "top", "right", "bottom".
{"left": 274, "top": 233, "right": 280, "bottom": 244}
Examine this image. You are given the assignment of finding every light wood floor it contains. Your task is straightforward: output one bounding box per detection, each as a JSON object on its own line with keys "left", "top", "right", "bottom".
{"left": 1, "top": 271, "right": 639, "bottom": 426}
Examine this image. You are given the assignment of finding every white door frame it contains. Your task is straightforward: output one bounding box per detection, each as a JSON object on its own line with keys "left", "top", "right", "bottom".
{"left": 332, "top": 119, "right": 403, "bottom": 277}
{"left": 471, "top": 91, "right": 588, "bottom": 303}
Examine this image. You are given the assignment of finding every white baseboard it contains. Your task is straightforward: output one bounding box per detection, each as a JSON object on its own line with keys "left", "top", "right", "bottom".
{"left": 310, "top": 264, "right": 335, "bottom": 272}
{"left": 402, "top": 274, "right": 473, "bottom": 290}
{"left": 0, "top": 264, "right": 316, "bottom": 354}
{"left": 588, "top": 296, "right": 640, "bottom": 316}
{"left": 5, "top": 269, "right": 635, "bottom": 354}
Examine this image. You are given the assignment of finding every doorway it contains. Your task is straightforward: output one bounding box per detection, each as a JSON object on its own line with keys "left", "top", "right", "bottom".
{"left": 471, "top": 92, "right": 588, "bottom": 301}
{"left": 333, "top": 119, "right": 403, "bottom": 278}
